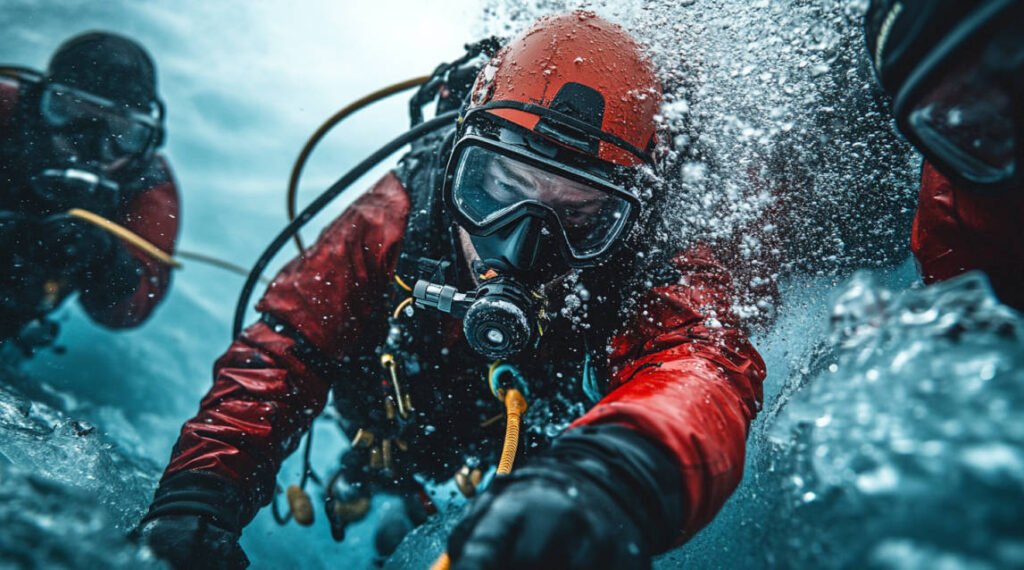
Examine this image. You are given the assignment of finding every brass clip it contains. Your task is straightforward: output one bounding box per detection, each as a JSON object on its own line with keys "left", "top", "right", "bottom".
{"left": 286, "top": 485, "right": 314, "bottom": 526}
{"left": 454, "top": 465, "right": 483, "bottom": 498}
{"left": 331, "top": 495, "right": 371, "bottom": 523}
{"left": 369, "top": 446, "right": 383, "bottom": 470}
{"left": 382, "top": 438, "right": 394, "bottom": 472}
{"left": 381, "top": 353, "right": 410, "bottom": 418}
{"left": 352, "top": 428, "right": 375, "bottom": 448}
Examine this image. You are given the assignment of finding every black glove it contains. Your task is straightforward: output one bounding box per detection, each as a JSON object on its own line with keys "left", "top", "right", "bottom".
{"left": 42, "top": 215, "right": 141, "bottom": 308}
{"left": 446, "top": 425, "right": 685, "bottom": 570}
{"left": 0, "top": 213, "right": 51, "bottom": 335}
{"left": 137, "top": 515, "right": 248, "bottom": 570}
{"left": 137, "top": 472, "right": 255, "bottom": 570}
{"left": 43, "top": 216, "right": 118, "bottom": 282}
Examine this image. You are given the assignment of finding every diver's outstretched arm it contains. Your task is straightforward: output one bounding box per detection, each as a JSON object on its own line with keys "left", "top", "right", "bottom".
{"left": 447, "top": 244, "right": 766, "bottom": 568}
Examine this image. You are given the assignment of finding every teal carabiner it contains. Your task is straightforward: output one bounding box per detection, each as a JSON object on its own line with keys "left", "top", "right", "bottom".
{"left": 487, "top": 361, "right": 529, "bottom": 399}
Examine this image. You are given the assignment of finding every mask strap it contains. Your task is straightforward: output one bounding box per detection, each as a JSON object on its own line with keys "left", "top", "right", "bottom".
{"left": 465, "top": 100, "right": 653, "bottom": 165}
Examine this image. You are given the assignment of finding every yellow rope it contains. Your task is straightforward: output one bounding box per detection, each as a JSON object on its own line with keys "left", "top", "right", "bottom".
{"left": 65, "top": 208, "right": 266, "bottom": 283}
{"left": 66, "top": 208, "right": 181, "bottom": 268}
{"left": 177, "top": 249, "right": 270, "bottom": 284}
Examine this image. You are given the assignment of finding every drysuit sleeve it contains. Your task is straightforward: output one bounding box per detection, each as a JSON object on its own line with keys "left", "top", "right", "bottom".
{"left": 570, "top": 243, "right": 766, "bottom": 543}
{"left": 149, "top": 173, "right": 410, "bottom": 530}
{"left": 911, "top": 161, "right": 1024, "bottom": 310}
{"left": 79, "top": 156, "right": 180, "bottom": 327}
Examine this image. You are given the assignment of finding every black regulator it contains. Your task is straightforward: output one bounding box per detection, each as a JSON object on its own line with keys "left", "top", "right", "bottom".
{"left": 412, "top": 271, "right": 547, "bottom": 360}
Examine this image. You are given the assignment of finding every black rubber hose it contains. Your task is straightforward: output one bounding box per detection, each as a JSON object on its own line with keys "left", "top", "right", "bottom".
{"left": 233, "top": 110, "right": 460, "bottom": 337}
{"left": 288, "top": 76, "right": 429, "bottom": 253}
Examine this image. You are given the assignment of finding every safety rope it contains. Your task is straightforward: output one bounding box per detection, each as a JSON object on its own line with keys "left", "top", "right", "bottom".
{"left": 67, "top": 208, "right": 180, "bottom": 267}
{"left": 64, "top": 208, "right": 269, "bottom": 283}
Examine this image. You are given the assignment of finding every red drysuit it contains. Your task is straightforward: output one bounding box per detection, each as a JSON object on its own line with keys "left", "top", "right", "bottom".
{"left": 912, "top": 161, "right": 1024, "bottom": 310}
{"left": 159, "top": 170, "right": 766, "bottom": 542}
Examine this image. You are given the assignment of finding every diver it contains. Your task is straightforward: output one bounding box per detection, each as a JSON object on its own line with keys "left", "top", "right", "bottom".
{"left": 865, "top": 0, "right": 1024, "bottom": 310}
{"left": 139, "top": 12, "right": 766, "bottom": 569}
{"left": 0, "top": 31, "right": 179, "bottom": 352}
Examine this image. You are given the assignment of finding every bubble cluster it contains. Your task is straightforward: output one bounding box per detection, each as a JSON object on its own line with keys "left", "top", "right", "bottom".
{"left": 477, "top": 0, "right": 919, "bottom": 328}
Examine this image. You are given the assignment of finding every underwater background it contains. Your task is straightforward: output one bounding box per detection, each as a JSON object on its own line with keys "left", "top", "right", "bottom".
{"left": 2, "top": 1, "right": 1022, "bottom": 568}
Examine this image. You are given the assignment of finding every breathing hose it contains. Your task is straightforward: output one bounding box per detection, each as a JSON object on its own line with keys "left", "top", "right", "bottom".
{"left": 495, "top": 388, "right": 527, "bottom": 476}
{"left": 232, "top": 110, "right": 460, "bottom": 338}
{"left": 287, "top": 76, "right": 430, "bottom": 253}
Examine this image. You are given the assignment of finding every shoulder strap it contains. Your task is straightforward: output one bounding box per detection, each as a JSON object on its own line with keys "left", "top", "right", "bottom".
{"left": 393, "top": 126, "right": 457, "bottom": 272}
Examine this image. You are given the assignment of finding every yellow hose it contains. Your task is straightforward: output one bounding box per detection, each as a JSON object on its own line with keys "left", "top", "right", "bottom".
{"left": 394, "top": 273, "right": 413, "bottom": 292}
{"left": 177, "top": 249, "right": 271, "bottom": 284}
{"left": 66, "top": 208, "right": 270, "bottom": 283}
{"left": 429, "top": 554, "right": 451, "bottom": 570}
{"left": 431, "top": 387, "right": 528, "bottom": 569}
{"left": 496, "top": 388, "right": 527, "bottom": 475}
{"left": 392, "top": 297, "right": 414, "bottom": 319}
{"left": 67, "top": 208, "right": 181, "bottom": 268}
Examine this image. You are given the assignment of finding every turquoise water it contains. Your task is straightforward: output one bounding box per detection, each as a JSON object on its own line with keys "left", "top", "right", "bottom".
{"left": 3, "top": 1, "right": 1020, "bottom": 569}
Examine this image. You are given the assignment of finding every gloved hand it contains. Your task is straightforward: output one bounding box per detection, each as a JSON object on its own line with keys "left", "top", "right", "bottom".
{"left": 137, "top": 514, "right": 249, "bottom": 570}
{"left": 41, "top": 216, "right": 119, "bottom": 284}
{"left": 139, "top": 472, "right": 255, "bottom": 570}
{"left": 446, "top": 425, "right": 685, "bottom": 570}
{"left": 40, "top": 215, "right": 141, "bottom": 309}
{"left": 0, "top": 212, "right": 50, "bottom": 332}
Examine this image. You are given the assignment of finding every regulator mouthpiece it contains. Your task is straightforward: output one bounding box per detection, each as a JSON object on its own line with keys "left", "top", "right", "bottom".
{"left": 463, "top": 290, "right": 534, "bottom": 360}
{"left": 412, "top": 274, "right": 545, "bottom": 360}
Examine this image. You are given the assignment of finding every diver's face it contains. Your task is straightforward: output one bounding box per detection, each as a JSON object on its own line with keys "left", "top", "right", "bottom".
{"left": 458, "top": 158, "right": 608, "bottom": 283}
{"left": 483, "top": 157, "right": 611, "bottom": 227}
{"left": 47, "top": 130, "right": 133, "bottom": 173}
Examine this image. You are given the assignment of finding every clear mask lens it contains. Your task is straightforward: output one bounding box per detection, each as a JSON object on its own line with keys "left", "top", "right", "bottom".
{"left": 40, "top": 85, "right": 156, "bottom": 158}
{"left": 452, "top": 146, "right": 632, "bottom": 257}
